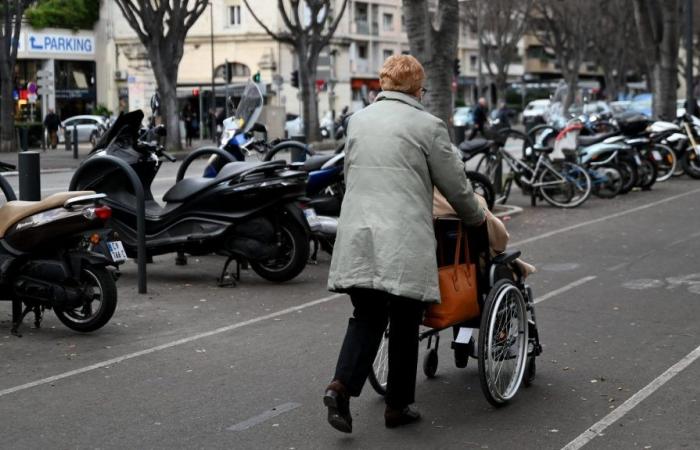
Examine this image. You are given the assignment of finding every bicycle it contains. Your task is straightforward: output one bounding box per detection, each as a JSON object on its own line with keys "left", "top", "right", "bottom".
{"left": 479, "top": 131, "right": 592, "bottom": 208}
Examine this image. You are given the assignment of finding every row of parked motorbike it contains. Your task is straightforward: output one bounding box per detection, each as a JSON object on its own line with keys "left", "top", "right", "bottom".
{"left": 457, "top": 109, "right": 700, "bottom": 209}
{"left": 528, "top": 111, "right": 700, "bottom": 199}
{"left": 0, "top": 83, "right": 349, "bottom": 335}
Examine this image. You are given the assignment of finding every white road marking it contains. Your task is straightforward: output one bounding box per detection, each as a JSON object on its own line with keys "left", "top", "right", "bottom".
{"left": 535, "top": 276, "right": 597, "bottom": 304}
{"left": 511, "top": 187, "right": 700, "bottom": 248}
{"left": 0, "top": 273, "right": 597, "bottom": 399}
{"left": 227, "top": 402, "right": 302, "bottom": 431}
{"left": 561, "top": 343, "right": 700, "bottom": 450}
{"left": 0, "top": 293, "right": 344, "bottom": 399}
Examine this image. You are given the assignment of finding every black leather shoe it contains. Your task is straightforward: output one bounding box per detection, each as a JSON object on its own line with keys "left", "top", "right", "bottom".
{"left": 385, "top": 405, "right": 421, "bottom": 428}
{"left": 324, "top": 381, "right": 352, "bottom": 433}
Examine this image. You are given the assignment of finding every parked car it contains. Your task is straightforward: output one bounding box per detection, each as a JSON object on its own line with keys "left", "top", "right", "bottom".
{"left": 610, "top": 100, "right": 631, "bottom": 117}
{"left": 522, "top": 99, "right": 551, "bottom": 129}
{"left": 453, "top": 106, "right": 474, "bottom": 127}
{"left": 59, "top": 115, "right": 110, "bottom": 145}
{"left": 630, "top": 94, "right": 652, "bottom": 117}
{"left": 285, "top": 113, "right": 303, "bottom": 138}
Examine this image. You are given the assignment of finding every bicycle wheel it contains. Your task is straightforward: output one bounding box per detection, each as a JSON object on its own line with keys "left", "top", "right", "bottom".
{"left": 466, "top": 170, "right": 495, "bottom": 210}
{"left": 478, "top": 280, "right": 529, "bottom": 407}
{"left": 368, "top": 326, "right": 390, "bottom": 396}
{"left": 539, "top": 161, "right": 591, "bottom": 208}
{"left": 649, "top": 144, "right": 675, "bottom": 182}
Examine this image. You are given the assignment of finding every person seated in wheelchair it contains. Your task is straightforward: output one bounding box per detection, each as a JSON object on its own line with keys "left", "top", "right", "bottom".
{"left": 433, "top": 189, "right": 536, "bottom": 279}
{"left": 433, "top": 189, "right": 536, "bottom": 367}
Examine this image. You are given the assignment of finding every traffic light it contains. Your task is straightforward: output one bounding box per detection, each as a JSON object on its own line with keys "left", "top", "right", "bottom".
{"left": 291, "top": 70, "right": 299, "bottom": 88}
{"left": 453, "top": 58, "right": 461, "bottom": 77}
{"left": 252, "top": 71, "right": 261, "bottom": 83}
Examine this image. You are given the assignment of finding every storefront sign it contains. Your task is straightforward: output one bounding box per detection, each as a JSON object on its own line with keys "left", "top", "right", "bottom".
{"left": 26, "top": 32, "right": 95, "bottom": 56}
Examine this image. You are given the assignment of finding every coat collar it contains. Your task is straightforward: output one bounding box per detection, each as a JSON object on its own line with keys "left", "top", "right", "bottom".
{"left": 375, "top": 90, "right": 425, "bottom": 111}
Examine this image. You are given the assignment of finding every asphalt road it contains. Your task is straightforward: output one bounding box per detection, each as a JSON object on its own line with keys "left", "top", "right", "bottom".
{"left": 2, "top": 172, "right": 700, "bottom": 449}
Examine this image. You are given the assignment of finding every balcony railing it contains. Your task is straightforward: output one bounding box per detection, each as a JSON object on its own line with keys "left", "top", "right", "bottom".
{"left": 355, "top": 20, "right": 369, "bottom": 34}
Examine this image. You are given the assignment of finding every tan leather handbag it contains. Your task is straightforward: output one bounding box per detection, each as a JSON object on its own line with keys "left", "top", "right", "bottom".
{"left": 424, "top": 223, "right": 479, "bottom": 328}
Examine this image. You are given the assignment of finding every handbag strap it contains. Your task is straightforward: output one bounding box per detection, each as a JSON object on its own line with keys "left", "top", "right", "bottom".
{"left": 453, "top": 223, "right": 472, "bottom": 278}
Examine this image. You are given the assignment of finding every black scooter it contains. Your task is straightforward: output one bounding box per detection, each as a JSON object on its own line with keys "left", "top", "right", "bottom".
{"left": 0, "top": 184, "right": 122, "bottom": 335}
{"left": 71, "top": 110, "right": 311, "bottom": 285}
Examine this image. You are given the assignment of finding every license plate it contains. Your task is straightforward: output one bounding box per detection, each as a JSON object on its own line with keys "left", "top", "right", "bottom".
{"left": 303, "top": 208, "right": 317, "bottom": 220}
{"left": 107, "top": 241, "right": 128, "bottom": 263}
{"left": 652, "top": 150, "right": 662, "bottom": 161}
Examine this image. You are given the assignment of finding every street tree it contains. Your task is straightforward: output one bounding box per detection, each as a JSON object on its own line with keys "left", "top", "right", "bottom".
{"left": 531, "top": 0, "right": 595, "bottom": 113}
{"left": 633, "top": 0, "right": 682, "bottom": 120}
{"left": 243, "top": 0, "right": 348, "bottom": 143}
{"left": 114, "top": 0, "right": 209, "bottom": 151}
{"left": 461, "top": 0, "right": 532, "bottom": 105}
{"left": 402, "top": 0, "right": 459, "bottom": 136}
{"left": 587, "top": 0, "right": 640, "bottom": 101}
{"left": 0, "top": 0, "right": 34, "bottom": 153}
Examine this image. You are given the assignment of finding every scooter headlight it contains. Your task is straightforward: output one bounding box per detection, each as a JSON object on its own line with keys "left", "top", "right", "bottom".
{"left": 220, "top": 129, "right": 236, "bottom": 147}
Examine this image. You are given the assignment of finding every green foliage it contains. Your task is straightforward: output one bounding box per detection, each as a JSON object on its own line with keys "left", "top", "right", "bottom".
{"left": 26, "top": 0, "right": 100, "bottom": 30}
{"left": 93, "top": 104, "right": 112, "bottom": 117}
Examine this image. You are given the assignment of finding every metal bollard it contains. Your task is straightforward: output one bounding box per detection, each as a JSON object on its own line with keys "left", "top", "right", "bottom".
{"left": 290, "top": 135, "right": 307, "bottom": 162}
{"left": 19, "top": 127, "right": 29, "bottom": 152}
{"left": 72, "top": 125, "right": 78, "bottom": 159}
{"left": 18, "top": 151, "right": 41, "bottom": 201}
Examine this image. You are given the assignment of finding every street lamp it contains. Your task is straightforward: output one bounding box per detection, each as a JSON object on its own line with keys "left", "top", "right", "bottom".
{"left": 210, "top": 1, "right": 216, "bottom": 142}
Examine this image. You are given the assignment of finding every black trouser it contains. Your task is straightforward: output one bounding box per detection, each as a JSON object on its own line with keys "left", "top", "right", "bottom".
{"left": 333, "top": 288, "right": 425, "bottom": 409}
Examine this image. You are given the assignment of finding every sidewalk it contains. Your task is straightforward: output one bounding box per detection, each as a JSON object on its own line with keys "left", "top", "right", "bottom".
{"left": 0, "top": 139, "right": 218, "bottom": 173}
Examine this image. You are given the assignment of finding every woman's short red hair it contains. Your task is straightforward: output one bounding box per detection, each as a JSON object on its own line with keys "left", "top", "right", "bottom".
{"left": 379, "top": 54, "right": 425, "bottom": 94}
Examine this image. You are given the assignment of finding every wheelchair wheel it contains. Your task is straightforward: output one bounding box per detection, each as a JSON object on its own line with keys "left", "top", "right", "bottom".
{"left": 423, "top": 348, "right": 438, "bottom": 378}
{"left": 478, "top": 280, "right": 529, "bottom": 407}
{"left": 368, "top": 327, "right": 389, "bottom": 396}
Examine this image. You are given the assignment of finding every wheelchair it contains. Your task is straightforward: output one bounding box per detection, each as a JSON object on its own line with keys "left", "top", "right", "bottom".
{"left": 368, "top": 218, "right": 542, "bottom": 407}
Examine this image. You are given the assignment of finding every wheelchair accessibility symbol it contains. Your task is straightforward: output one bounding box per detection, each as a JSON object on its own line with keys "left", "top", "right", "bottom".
{"left": 622, "top": 273, "right": 700, "bottom": 295}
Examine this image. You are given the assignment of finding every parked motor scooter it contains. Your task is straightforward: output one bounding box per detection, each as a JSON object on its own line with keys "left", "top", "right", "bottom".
{"left": 71, "top": 108, "right": 312, "bottom": 285}
{"left": 0, "top": 182, "right": 123, "bottom": 335}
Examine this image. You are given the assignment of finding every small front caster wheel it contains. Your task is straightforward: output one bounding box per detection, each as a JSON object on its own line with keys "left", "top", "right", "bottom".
{"left": 423, "top": 348, "right": 438, "bottom": 378}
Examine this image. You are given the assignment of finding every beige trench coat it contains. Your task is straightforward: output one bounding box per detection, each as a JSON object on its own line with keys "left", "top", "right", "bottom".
{"left": 327, "top": 91, "right": 485, "bottom": 303}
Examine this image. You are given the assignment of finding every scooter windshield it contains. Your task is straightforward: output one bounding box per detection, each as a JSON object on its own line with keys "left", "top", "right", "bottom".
{"left": 92, "top": 110, "right": 144, "bottom": 152}
{"left": 233, "top": 82, "right": 264, "bottom": 134}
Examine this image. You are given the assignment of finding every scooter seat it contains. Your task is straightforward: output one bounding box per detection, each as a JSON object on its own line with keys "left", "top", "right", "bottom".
{"left": 0, "top": 191, "right": 95, "bottom": 238}
{"left": 302, "top": 154, "right": 334, "bottom": 172}
{"left": 459, "top": 138, "right": 492, "bottom": 155}
{"left": 578, "top": 131, "right": 618, "bottom": 147}
{"left": 162, "top": 161, "right": 286, "bottom": 203}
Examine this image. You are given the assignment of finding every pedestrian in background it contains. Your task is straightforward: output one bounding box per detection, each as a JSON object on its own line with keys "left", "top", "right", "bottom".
{"left": 323, "top": 54, "right": 485, "bottom": 433}
{"left": 468, "top": 96, "right": 488, "bottom": 140}
{"left": 183, "top": 104, "right": 195, "bottom": 147}
{"left": 43, "top": 109, "right": 61, "bottom": 149}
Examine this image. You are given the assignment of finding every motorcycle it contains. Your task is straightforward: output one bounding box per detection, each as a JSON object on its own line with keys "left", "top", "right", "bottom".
{"left": 676, "top": 114, "right": 700, "bottom": 179}
{"left": 0, "top": 184, "right": 123, "bottom": 335}
{"left": 71, "top": 108, "right": 312, "bottom": 285}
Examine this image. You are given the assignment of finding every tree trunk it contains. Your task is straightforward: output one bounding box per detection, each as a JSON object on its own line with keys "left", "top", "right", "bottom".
{"left": 150, "top": 56, "right": 182, "bottom": 151}
{"left": 563, "top": 71, "right": 579, "bottom": 114}
{"left": 495, "top": 72, "right": 508, "bottom": 105}
{"left": 403, "top": 0, "right": 459, "bottom": 138}
{"left": 423, "top": 55, "right": 454, "bottom": 133}
{"left": 0, "top": 74, "right": 15, "bottom": 153}
{"left": 299, "top": 55, "right": 320, "bottom": 143}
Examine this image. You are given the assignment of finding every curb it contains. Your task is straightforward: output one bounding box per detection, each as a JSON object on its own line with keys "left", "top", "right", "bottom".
{"left": 493, "top": 204, "right": 523, "bottom": 219}
{"left": 2, "top": 168, "right": 76, "bottom": 177}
